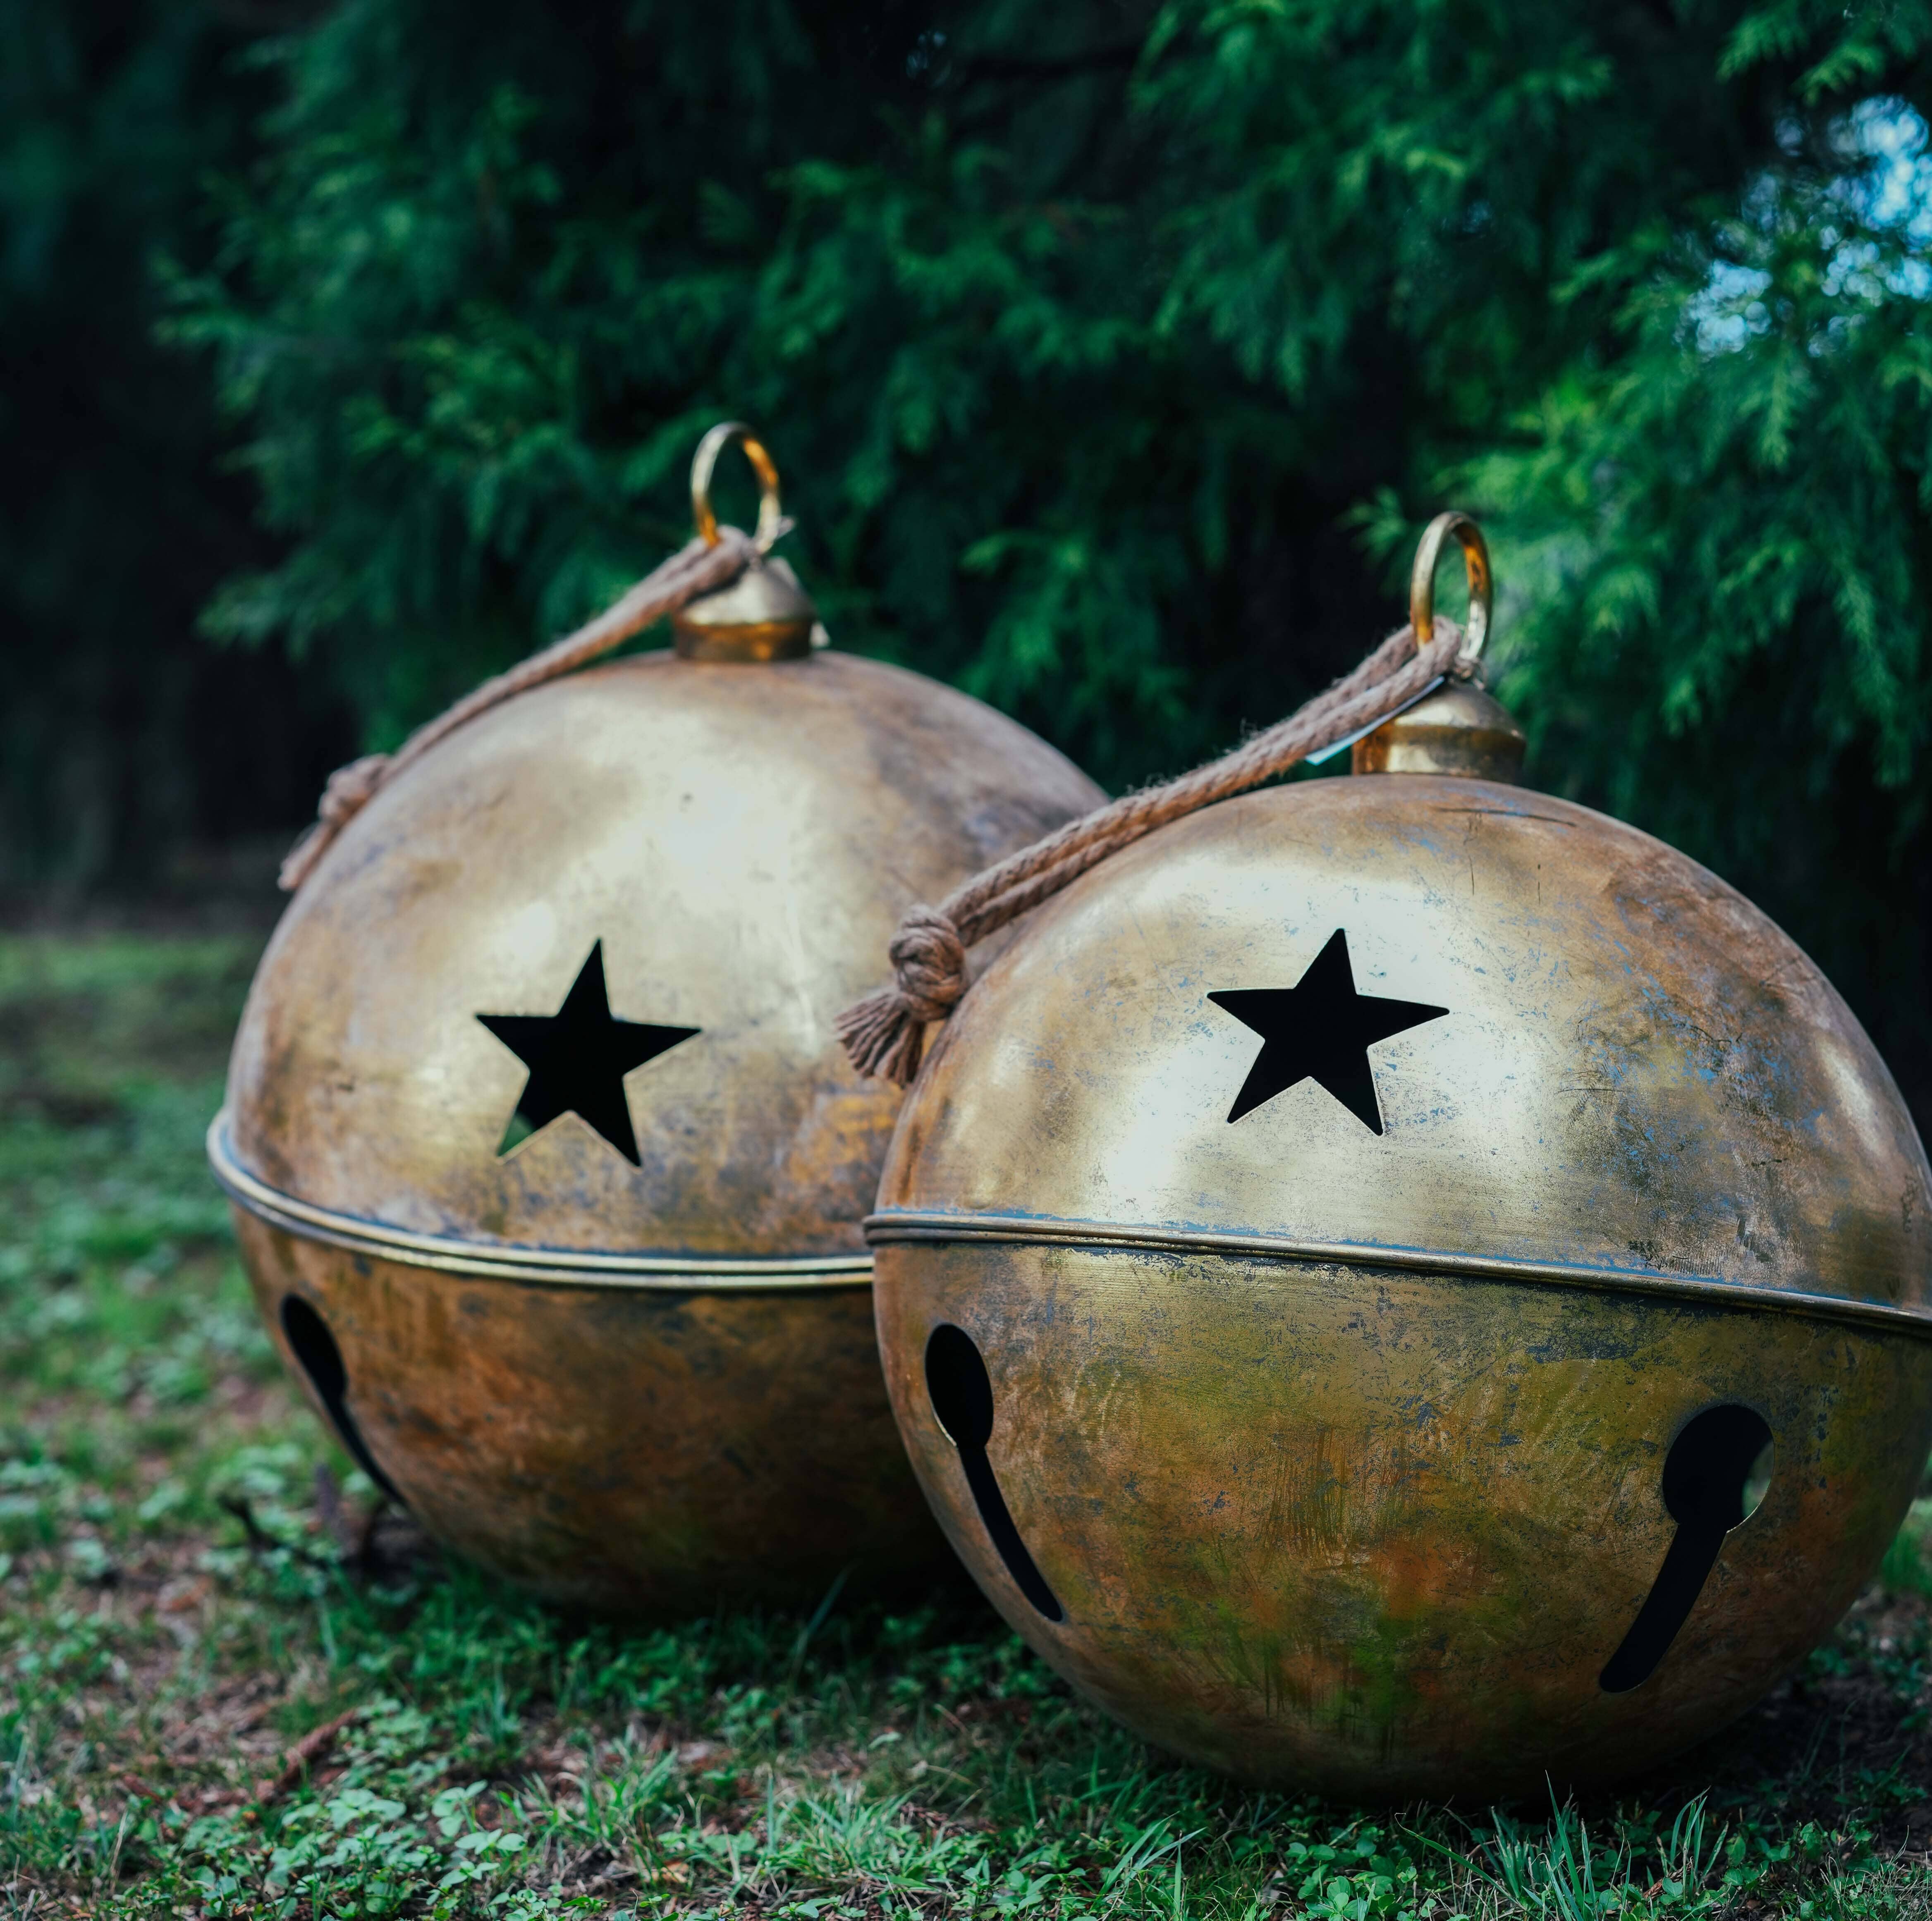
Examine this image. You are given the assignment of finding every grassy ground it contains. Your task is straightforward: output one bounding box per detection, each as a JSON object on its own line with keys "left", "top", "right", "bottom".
{"left": 3, "top": 932, "right": 1932, "bottom": 1920}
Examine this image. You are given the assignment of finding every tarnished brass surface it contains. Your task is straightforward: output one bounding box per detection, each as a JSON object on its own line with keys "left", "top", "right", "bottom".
{"left": 221, "top": 646, "right": 1102, "bottom": 1609}
{"left": 878, "top": 779, "right": 1930, "bottom": 1314}
{"left": 869, "top": 774, "right": 1932, "bottom": 1792}
{"left": 875, "top": 1239, "right": 1932, "bottom": 1798}
{"left": 1350, "top": 680, "right": 1526, "bottom": 781}
{"left": 672, "top": 555, "right": 818, "bottom": 663}
{"left": 242, "top": 1212, "right": 927, "bottom": 1613}
{"left": 207, "top": 1117, "right": 870, "bottom": 1286}
{"left": 233, "top": 652, "right": 1099, "bottom": 1254}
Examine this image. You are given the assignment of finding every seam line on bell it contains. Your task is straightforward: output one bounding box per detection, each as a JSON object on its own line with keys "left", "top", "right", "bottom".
{"left": 862, "top": 1209, "right": 1932, "bottom": 1337}
{"left": 207, "top": 1113, "right": 874, "bottom": 1290}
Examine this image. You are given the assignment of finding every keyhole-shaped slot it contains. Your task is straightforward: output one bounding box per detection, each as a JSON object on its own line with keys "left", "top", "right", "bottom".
{"left": 1600, "top": 1403, "right": 1772, "bottom": 1694}
{"left": 280, "top": 1295, "right": 402, "bottom": 1504}
{"left": 924, "top": 1324, "right": 1063, "bottom": 1622}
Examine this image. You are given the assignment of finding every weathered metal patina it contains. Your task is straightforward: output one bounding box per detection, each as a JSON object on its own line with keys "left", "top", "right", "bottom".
{"left": 868, "top": 538, "right": 1932, "bottom": 1795}
{"left": 211, "top": 430, "right": 1103, "bottom": 1613}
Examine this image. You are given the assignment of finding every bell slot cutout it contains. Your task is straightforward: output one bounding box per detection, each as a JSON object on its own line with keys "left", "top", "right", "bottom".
{"left": 924, "top": 1324, "right": 1064, "bottom": 1622}
{"left": 279, "top": 1295, "right": 402, "bottom": 1504}
{"left": 1600, "top": 1402, "right": 1772, "bottom": 1694}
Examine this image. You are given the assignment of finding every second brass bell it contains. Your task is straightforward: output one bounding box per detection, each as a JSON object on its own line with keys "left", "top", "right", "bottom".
{"left": 868, "top": 518, "right": 1932, "bottom": 1798}
{"left": 211, "top": 424, "right": 1104, "bottom": 1612}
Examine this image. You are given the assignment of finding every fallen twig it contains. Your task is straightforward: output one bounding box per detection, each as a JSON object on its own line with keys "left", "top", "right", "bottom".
{"left": 216, "top": 1493, "right": 335, "bottom": 1572}
{"left": 189, "top": 1706, "right": 368, "bottom": 1812}
{"left": 256, "top": 1707, "right": 362, "bottom": 1804}
{"left": 312, "top": 1462, "right": 352, "bottom": 1555}
{"left": 314, "top": 1463, "right": 397, "bottom": 1573}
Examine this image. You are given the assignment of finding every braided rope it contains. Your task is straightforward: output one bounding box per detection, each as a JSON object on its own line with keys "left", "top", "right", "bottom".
{"left": 279, "top": 523, "right": 777, "bottom": 891}
{"left": 836, "top": 616, "right": 1473, "bottom": 1085}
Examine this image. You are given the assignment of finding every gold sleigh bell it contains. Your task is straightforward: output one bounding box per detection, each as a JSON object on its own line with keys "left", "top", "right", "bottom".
{"left": 210, "top": 422, "right": 1105, "bottom": 1613}
{"left": 866, "top": 515, "right": 1932, "bottom": 1799}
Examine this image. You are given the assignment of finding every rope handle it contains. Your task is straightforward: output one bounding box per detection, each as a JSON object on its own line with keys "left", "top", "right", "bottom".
{"left": 278, "top": 426, "right": 791, "bottom": 893}
{"left": 836, "top": 513, "right": 1495, "bottom": 1086}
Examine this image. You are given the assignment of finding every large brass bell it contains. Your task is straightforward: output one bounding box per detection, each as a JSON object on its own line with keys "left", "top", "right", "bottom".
{"left": 211, "top": 423, "right": 1103, "bottom": 1612}
{"left": 869, "top": 516, "right": 1932, "bottom": 1798}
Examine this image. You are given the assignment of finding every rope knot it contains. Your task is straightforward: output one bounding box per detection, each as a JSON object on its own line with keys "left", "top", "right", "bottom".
{"left": 320, "top": 753, "right": 391, "bottom": 827}
{"left": 833, "top": 904, "right": 965, "bottom": 1088}
{"left": 277, "top": 753, "right": 393, "bottom": 892}
{"left": 888, "top": 906, "right": 967, "bottom": 1022}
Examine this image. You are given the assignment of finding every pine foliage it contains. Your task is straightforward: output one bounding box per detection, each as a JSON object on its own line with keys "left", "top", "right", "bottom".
{"left": 176, "top": 0, "right": 1932, "bottom": 1103}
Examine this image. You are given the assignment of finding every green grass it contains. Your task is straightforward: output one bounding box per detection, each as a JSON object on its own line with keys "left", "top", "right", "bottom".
{"left": 2, "top": 930, "right": 1932, "bottom": 1919}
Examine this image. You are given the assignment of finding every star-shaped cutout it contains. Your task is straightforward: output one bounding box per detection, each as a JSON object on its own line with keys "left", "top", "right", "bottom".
{"left": 1208, "top": 928, "right": 1447, "bottom": 1133}
{"left": 477, "top": 941, "right": 696, "bottom": 1164}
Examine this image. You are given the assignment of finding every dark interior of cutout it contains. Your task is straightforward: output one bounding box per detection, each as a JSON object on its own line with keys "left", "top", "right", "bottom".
{"left": 280, "top": 1295, "right": 402, "bottom": 1504}
{"left": 1600, "top": 1402, "right": 1773, "bottom": 1694}
{"left": 1207, "top": 928, "right": 1448, "bottom": 1131}
{"left": 925, "top": 1324, "right": 1063, "bottom": 1622}
{"left": 476, "top": 941, "right": 697, "bottom": 1166}
{"left": 925, "top": 1323, "right": 995, "bottom": 1448}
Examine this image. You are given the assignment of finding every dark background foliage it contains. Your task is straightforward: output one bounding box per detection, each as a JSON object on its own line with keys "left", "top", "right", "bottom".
{"left": 0, "top": 0, "right": 354, "bottom": 900}
{"left": 7, "top": 0, "right": 1932, "bottom": 1118}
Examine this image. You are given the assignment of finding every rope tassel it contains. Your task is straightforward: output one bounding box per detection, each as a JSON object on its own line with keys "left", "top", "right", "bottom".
{"left": 833, "top": 906, "right": 968, "bottom": 1084}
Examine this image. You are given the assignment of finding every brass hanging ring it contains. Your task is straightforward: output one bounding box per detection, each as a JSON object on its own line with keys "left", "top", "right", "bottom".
{"left": 1410, "top": 511, "right": 1492, "bottom": 663}
{"left": 691, "top": 421, "right": 786, "bottom": 553}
